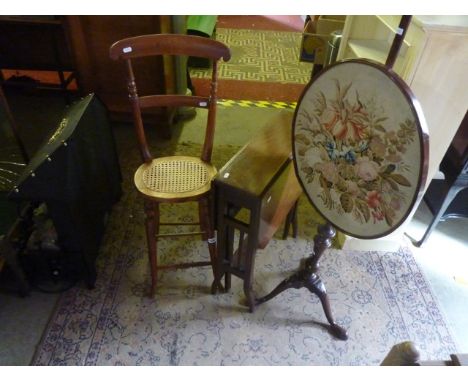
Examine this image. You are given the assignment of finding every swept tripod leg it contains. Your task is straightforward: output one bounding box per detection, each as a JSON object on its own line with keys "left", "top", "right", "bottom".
{"left": 255, "top": 272, "right": 303, "bottom": 305}
{"left": 255, "top": 222, "right": 348, "bottom": 340}
{"left": 305, "top": 273, "right": 348, "bottom": 340}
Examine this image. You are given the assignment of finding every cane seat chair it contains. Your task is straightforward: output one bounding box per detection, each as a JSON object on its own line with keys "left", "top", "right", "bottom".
{"left": 110, "top": 34, "right": 231, "bottom": 296}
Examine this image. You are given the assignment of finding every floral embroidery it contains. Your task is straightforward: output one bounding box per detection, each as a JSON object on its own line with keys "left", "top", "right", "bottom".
{"left": 295, "top": 79, "right": 417, "bottom": 228}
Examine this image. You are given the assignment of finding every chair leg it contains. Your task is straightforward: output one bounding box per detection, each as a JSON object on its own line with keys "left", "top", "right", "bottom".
{"left": 199, "top": 199, "right": 209, "bottom": 241}
{"left": 199, "top": 196, "right": 222, "bottom": 293}
{"left": 144, "top": 200, "right": 159, "bottom": 297}
{"left": 415, "top": 184, "right": 463, "bottom": 247}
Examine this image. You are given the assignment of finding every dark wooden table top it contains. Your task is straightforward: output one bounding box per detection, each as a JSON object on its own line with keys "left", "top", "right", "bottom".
{"left": 215, "top": 110, "right": 303, "bottom": 248}
{"left": 216, "top": 110, "right": 295, "bottom": 197}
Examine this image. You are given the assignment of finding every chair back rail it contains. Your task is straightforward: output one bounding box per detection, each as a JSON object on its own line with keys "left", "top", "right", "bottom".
{"left": 110, "top": 34, "right": 230, "bottom": 164}
{"left": 109, "top": 34, "right": 231, "bottom": 61}
{"left": 138, "top": 95, "right": 210, "bottom": 109}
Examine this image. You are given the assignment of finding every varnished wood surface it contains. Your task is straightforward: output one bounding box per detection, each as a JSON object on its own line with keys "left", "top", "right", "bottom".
{"left": 216, "top": 109, "right": 302, "bottom": 248}
{"left": 109, "top": 34, "right": 231, "bottom": 62}
{"left": 254, "top": 223, "right": 348, "bottom": 340}
{"left": 66, "top": 16, "right": 171, "bottom": 119}
{"left": 111, "top": 33, "right": 229, "bottom": 165}
{"left": 385, "top": 16, "right": 412, "bottom": 69}
{"left": 258, "top": 162, "right": 302, "bottom": 248}
{"left": 214, "top": 111, "right": 304, "bottom": 310}
{"left": 138, "top": 95, "right": 210, "bottom": 109}
{"left": 217, "top": 110, "right": 296, "bottom": 197}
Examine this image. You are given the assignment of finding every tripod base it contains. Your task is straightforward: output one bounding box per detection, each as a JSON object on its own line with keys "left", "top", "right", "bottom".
{"left": 255, "top": 223, "right": 348, "bottom": 340}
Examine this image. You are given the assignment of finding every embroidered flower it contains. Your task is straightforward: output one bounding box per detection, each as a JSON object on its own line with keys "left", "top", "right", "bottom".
{"left": 369, "top": 136, "right": 386, "bottom": 158}
{"left": 366, "top": 190, "right": 382, "bottom": 209}
{"left": 390, "top": 197, "right": 401, "bottom": 211}
{"left": 385, "top": 153, "right": 402, "bottom": 163}
{"left": 372, "top": 209, "right": 385, "bottom": 222}
{"left": 346, "top": 180, "right": 360, "bottom": 196}
{"left": 355, "top": 157, "right": 380, "bottom": 181}
{"left": 314, "top": 161, "right": 339, "bottom": 184}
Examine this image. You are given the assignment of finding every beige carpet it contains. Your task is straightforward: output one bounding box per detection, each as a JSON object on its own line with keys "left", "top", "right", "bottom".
{"left": 32, "top": 142, "right": 458, "bottom": 365}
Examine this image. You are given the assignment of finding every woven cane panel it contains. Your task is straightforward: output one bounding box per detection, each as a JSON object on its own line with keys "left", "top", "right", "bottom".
{"left": 142, "top": 158, "right": 209, "bottom": 193}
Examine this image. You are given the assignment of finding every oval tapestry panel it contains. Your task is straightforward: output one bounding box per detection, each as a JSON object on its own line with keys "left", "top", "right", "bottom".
{"left": 293, "top": 59, "right": 429, "bottom": 239}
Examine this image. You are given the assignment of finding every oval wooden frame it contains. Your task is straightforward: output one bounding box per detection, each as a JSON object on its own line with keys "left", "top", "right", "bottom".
{"left": 292, "top": 58, "right": 429, "bottom": 239}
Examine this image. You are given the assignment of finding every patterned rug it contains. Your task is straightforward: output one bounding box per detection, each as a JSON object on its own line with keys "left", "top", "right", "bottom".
{"left": 32, "top": 141, "right": 458, "bottom": 366}
{"left": 190, "top": 28, "right": 311, "bottom": 83}
{"left": 190, "top": 28, "right": 310, "bottom": 102}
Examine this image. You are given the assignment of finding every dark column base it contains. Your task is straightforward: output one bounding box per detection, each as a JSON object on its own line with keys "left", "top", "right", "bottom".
{"left": 255, "top": 223, "right": 348, "bottom": 340}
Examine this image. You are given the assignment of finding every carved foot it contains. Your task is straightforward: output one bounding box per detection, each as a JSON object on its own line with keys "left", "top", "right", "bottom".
{"left": 330, "top": 323, "right": 348, "bottom": 340}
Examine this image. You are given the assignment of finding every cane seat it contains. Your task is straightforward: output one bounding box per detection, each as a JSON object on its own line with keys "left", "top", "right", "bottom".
{"left": 134, "top": 156, "right": 217, "bottom": 201}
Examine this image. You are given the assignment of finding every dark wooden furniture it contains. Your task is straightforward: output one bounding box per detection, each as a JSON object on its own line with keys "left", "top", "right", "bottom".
{"left": 253, "top": 19, "right": 428, "bottom": 341}
{"left": 212, "top": 111, "right": 303, "bottom": 312}
{"left": 66, "top": 16, "right": 175, "bottom": 126}
{"left": 256, "top": 222, "right": 348, "bottom": 339}
{"left": 110, "top": 34, "right": 231, "bottom": 297}
{"left": 412, "top": 111, "right": 468, "bottom": 246}
{"left": 0, "top": 16, "right": 176, "bottom": 121}
{"left": 0, "top": 16, "right": 78, "bottom": 102}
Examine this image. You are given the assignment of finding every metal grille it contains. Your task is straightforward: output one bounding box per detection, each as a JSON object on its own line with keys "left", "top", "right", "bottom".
{"left": 142, "top": 158, "right": 209, "bottom": 193}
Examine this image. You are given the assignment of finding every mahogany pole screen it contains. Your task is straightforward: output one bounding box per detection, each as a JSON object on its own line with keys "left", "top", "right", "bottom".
{"left": 385, "top": 15, "right": 412, "bottom": 69}
{"left": 254, "top": 22, "right": 429, "bottom": 341}
{"left": 292, "top": 59, "right": 429, "bottom": 239}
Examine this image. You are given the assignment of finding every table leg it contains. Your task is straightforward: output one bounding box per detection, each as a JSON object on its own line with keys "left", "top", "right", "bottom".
{"left": 212, "top": 196, "right": 238, "bottom": 294}
{"left": 255, "top": 223, "right": 348, "bottom": 340}
{"left": 282, "top": 199, "right": 299, "bottom": 239}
